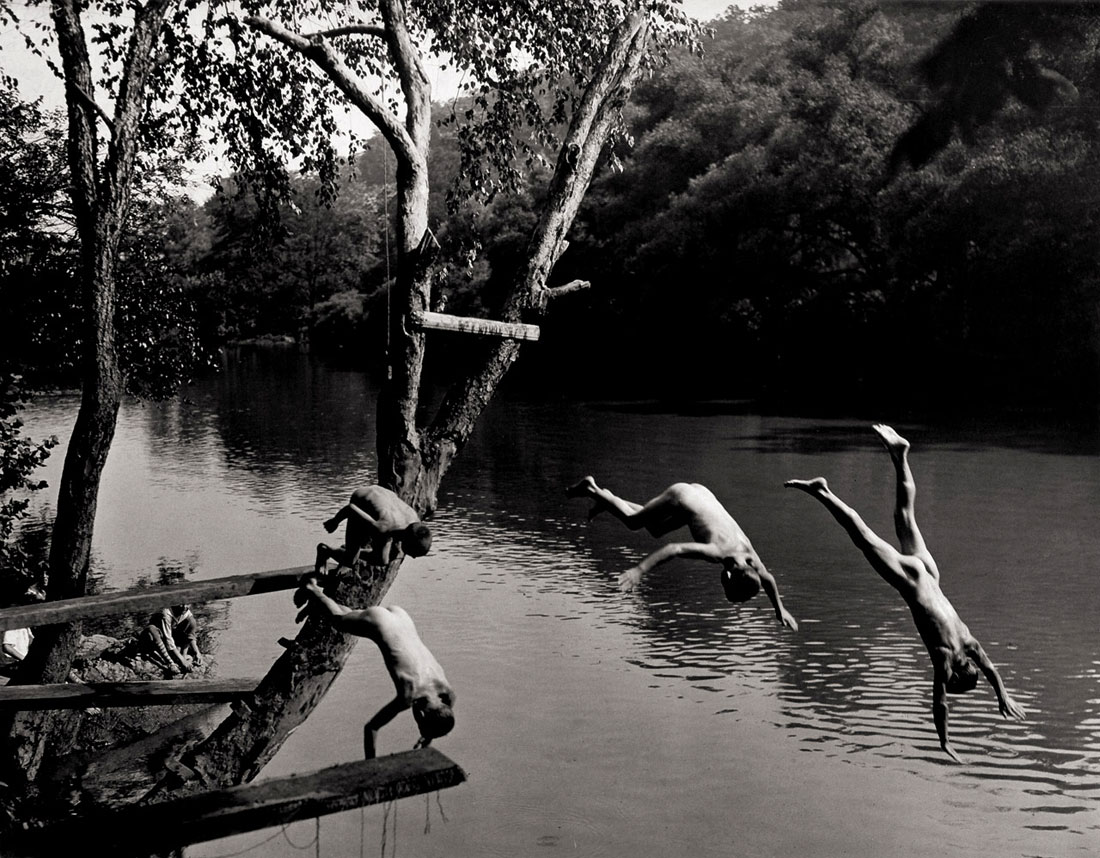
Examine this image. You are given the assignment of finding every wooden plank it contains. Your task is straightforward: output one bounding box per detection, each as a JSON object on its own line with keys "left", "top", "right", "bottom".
{"left": 0, "top": 566, "right": 310, "bottom": 631}
{"left": 411, "top": 310, "right": 541, "bottom": 341}
{"left": 0, "top": 678, "right": 260, "bottom": 710}
{"left": 12, "top": 748, "right": 466, "bottom": 855}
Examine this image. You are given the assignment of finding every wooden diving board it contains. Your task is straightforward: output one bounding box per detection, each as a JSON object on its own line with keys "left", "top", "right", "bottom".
{"left": 11, "top": 748, "right": 466, "bottom": 855}
{"left": 0, "top": 566, "right": 310, "bottom": 631}
{"left": 411, "top": 309, "right": 541, "bottom": 341}
{"left": 0, "top": 678, "right": 260, "bottom": 710}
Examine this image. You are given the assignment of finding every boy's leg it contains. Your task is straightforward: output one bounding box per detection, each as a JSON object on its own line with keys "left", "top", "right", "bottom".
{"left": 872, "top": 424, "right": 938, "bottom": 576}
{"left": 567, "top": 477, "right": 681, "bottom": 535}
{"left": 315, "top": 542, "right": 358, "bottom": 574}
{"left": 784, "top": 477, "right": 911, "bottom": 589}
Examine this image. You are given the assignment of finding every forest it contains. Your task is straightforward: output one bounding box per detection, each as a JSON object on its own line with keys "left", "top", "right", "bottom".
{"left": 5, "top": 1, "right": 1099, "bottom": 413}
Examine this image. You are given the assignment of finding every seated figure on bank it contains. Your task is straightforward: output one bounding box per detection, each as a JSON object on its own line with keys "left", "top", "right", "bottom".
{"left": 134, "top": 604, "right": 203, "bottom": 674}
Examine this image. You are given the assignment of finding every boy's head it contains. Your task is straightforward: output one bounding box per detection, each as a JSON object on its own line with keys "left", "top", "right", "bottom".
{"left": 720, "top": 564, "right": 761, "bottom": 603}
{"left": 402, "top": 523, "right": 433, "bottom": 558}
{"left": 412, "top": 690, "right": 455, "bottom": 742}
{"left": 945, "top": 657, "right": 980, "bottom": 694}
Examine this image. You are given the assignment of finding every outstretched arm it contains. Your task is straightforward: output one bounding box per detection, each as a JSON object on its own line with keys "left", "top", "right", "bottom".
{"left": 324, "top": 504, "right": 352, "bottom": 533}
{"left": 364, "top": 696, "right": 409, "bottom": 759}
{"left": 932, "top": 674, "right": 964, "bottom": 764}
{"left": 297, "top": 578, "right": 383, "bottom": 641}
{"left": 756, "top": 567, "right": 798, "bottom": 630}
{"left": 968, "top": 641, "right": 1026, "bottom": 720}
{"left": 619, "top": 542, "right": 723, "bottom": 591}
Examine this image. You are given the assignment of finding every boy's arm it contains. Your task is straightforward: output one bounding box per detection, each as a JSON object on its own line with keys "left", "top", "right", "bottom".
{"left": 364, "top": 696, "right": 409, "bottom": 759}
{"left": 756, "top": 567, "right": 798, "bottom": 630}
{"left": 932, "top": 674, "right": 964, "bottom": 763}
{"left": 298, "top": 578, "right": 383, "bottom": 640}
{"left": 619, "top": 542, "right": 722, "bottom": 590}
{"left": 968, "top": 641, "right": 1026, "bottom": 720}
{"left": 324, "top": 505, "right": 351, "bottom": 533}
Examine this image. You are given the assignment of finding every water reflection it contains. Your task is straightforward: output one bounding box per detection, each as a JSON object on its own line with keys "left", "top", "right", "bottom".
{"left": 16, "top": 350, "right": 1100, "bottom": 856}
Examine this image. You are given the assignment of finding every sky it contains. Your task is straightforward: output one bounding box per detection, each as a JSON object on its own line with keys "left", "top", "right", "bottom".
{"left": 0, "top": 0, "right": 769, "bottom": 196}
{"left": 2, "top": 0, "right": 760, "bottom": 106}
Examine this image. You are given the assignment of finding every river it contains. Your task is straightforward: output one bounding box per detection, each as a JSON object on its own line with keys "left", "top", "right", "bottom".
{"left": 17, "top": 347, "right": 1100, "bottom": 857}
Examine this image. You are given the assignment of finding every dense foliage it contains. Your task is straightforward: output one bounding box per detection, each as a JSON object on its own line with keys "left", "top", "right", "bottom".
{"left": 92, "top": 0, "right": 1098, "bottom": 412}
{"left": 6, "top": 1, "right": 1100, "bottom": 412}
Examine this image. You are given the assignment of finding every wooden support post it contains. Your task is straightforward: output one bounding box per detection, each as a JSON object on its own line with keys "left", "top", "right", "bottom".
{"left": 411, "top": 310, "right": 541, "bottom": 341}
{"left": 0, "top": 678, "right": 261, "bottom": 710}
{"left": 0, "top": 566, "right": 311, "bottom": 631}
{"left": 10, "top": 748, "right": 466, "bottom": 855}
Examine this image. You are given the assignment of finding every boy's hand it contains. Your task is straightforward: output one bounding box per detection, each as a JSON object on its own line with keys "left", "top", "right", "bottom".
{"left": 777, "top": 608, "right": 798, "bottom": 631}
{"left": 618, "top": 567, "right": 643, "bottom": 592}
{"left": 293, "top": 575, "right": 325, "bottom": 623}
{"left": 1000, "top": 695, "right": 1026, "bottom": 720}
{"left": 324, "top": 518, "right": 338, "bottom": 533}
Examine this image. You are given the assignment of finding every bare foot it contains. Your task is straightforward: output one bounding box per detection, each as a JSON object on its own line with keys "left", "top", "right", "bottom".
{"left": 784, "top": 477, "right": 829, "bottom": 494}
{"left": 872, "top": 423, "right": 910, "bottom": 459}
{"left": 566, "top": 476, "right": 597, "bottom": 498}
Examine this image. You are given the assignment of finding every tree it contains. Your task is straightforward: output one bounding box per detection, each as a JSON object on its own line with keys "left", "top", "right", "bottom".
{"left": 0, "top": 0, "right": 229, "bottom": 789}
{"left": 0, "top": 0, "right": 700, "bottom": 825}
{"left": 144, "top": 0, "right": 698, "bottom": 803}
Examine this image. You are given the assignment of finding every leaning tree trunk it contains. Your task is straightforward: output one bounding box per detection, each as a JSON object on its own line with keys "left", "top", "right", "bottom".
{"left": 0, "top": 0, "right": 175, "bottom": 791}
{"left": 33, "top": 0, "right": 653, "bottom": 818}
{"left": 399, "top": 6, "right": 652, "bottom": 515}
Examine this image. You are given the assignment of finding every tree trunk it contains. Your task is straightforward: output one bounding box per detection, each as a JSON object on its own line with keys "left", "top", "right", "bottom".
{"left": 405, "top": 6, "right": 651, "bottom": 516}
{"left": 0, "top": 0, "right": 174, "bottom": 789}
{"left": 7, "top": 0, "right": 653, "bottom": 821}
{"left": 143, "top": 562, "right": 403, "bottom": 801}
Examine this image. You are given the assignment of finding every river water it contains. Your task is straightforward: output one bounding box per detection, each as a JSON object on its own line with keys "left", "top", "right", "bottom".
{"left": 17, "top": 347, "right": 1100, "bottom": 857}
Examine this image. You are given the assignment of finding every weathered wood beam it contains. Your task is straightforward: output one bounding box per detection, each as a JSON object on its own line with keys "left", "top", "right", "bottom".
{"left": 411, "top": 310, "right": 541, "bottom": 341}
{"left": 0, "top": 678, "right": 260, "bottom": 710}
{"left": 11, "top": 748, "right": 466, "bottom": 855}
{"left": 0, "top": 566, "right": 310, "bottom": 631}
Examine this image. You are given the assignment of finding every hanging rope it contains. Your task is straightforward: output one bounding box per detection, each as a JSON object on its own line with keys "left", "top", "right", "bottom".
{"left": 197, "top": 828, "right": 285, "bottom": 858}
{"left": 379, "top": 799, "right": 398, "bottom": 858}
{"left": 199, "top": 817, "right": 319, "bottom": 858}
{"left": 280, "top": 817, "right": 320, "bottom": 852}
{"left": 424, "top": 789, "right": 450, "bottom": 834}
{"left": 382, "top": 76, "right": 393, "bottom": 381}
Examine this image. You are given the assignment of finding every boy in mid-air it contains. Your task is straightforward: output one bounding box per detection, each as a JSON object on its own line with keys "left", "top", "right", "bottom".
{"left": 295, "top": 576, "right": 455, "bottom": 758}
{"left": 785, "top": 424, "right": 1026, "bottom": 762}
{"left": 567, "top": 477, "right": 797, "bottom": 630}
{"left": 316, "top": 485, "right": 432, "bottom": 574}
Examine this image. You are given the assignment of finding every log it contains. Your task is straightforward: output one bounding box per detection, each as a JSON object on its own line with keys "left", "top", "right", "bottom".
{"left": 0, "top": 678, "right": 260, "bottom": 710}
{"left": 0, "top": 566, "right": 310, "bottom": 631}
{"left": 411, "top": 310, "right": 541, "bottom": 341}
{"left": 12, "top": 748, "right": 466, "bottom": 855}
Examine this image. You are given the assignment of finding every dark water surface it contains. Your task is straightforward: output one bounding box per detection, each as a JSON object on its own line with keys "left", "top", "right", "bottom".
{"left": 19, "top": 348, "right": 1100, "bottom": 857}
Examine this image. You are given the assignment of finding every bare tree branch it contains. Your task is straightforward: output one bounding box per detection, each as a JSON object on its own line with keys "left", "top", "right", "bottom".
{"left": 531, "top": 278, "right": 591, "bottom": 310}
{"left": 305, "top": 24, "right": 386, "bottom": 40}
{"left": 420, "top": 5, "right": 650, "bottom": 481}
{"left": 245, "top": 15, "right": 418, "bottom": 169}
{"left": 71, "top": 84, "right": 115, "bottom": 133}
{"left": 377, "top": 0, "right": 431, "bottom": 144}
